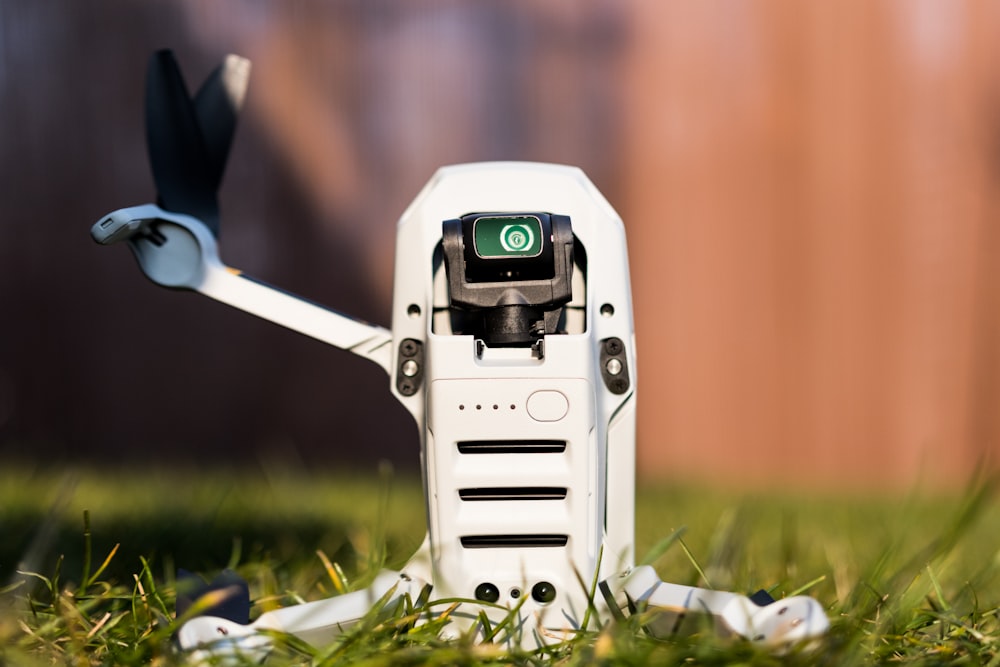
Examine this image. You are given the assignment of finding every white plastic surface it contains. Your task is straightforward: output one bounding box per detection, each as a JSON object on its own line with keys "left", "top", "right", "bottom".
{"left": 622, "top": 565, "right": 830, "bottom": 644}
{"left": 388, "top": 163, "right": 637, "bottom": 643}
{"left": 526, "top": 390, "right": 570, "bottom": 421}
{"left": 177, "top": 571, "right": 424, "bottom": 661}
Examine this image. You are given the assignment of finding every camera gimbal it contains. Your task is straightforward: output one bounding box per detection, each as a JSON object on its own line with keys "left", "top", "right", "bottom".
{"left": 91, "top": 51, "right": 828, "bottom": 662}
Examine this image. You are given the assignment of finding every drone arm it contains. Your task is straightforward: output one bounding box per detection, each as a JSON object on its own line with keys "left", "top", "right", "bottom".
{"left": 619, "top": 565, "right": 828, "bottom": 645}
{"left": 198, "top": 263, "right": 393, "bottom": 371}
{"left": 92, "top": 205, "right": 393, "bottom": 372}
{"left": 176, "top": 571, "right": 427, "bottom": 661}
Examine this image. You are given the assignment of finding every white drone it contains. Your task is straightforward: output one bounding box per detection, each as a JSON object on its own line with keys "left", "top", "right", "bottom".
{"left": 92, "top": 51, "right": 828, "bottom": 661}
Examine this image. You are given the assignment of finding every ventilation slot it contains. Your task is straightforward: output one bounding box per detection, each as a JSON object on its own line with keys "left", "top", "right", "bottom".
{"left": 461, "top": 534, "right": 568, "bottom": 549}
{"left": 457, "top": 440, "right": 566, "bottom": 454}
{"left": 459, "top": 487, "right": 568, "bottom": 501}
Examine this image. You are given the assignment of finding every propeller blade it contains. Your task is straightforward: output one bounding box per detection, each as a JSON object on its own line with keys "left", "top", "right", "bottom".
{"left": 192, "top": 54, "right": 251, "bottom": 195}
{"left": 145, "top": 50, "right": 219, "bottom": 234}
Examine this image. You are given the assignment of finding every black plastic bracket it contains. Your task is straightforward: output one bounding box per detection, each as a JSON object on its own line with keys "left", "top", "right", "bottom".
{"left": 599, "top": 337, "right": 630, "bottom": 395}
{"left": 396, "top": 338, "right": 424, "bottom": 396}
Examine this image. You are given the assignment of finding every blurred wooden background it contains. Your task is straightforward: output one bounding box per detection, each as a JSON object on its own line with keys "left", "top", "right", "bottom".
{"left": 1, "top": 1, "right": 998, "bottom": 489}
{"left": 625, "top": 2, "right": 1000, "bottom": 488}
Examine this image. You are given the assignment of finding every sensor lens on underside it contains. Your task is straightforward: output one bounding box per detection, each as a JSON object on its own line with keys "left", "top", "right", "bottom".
{"left": 531, "top": 581, "right": 556, "bottom": 604}
{"left": 475, "top": 582, "right": 500, "bottom": 603}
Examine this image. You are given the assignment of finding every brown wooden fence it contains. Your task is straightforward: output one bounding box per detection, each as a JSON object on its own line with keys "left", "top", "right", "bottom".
{"left": 623, "top": 2, "right": 1000, "bottom": 488}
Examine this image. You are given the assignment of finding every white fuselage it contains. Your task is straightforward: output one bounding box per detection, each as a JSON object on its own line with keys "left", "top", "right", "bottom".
{"left": 386, "top": 163, "right": 637, "bottom": 641}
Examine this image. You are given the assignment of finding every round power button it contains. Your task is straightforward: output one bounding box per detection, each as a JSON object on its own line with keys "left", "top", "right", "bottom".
{"left": 526, "top": 390, "right": 569, "bottom": 422}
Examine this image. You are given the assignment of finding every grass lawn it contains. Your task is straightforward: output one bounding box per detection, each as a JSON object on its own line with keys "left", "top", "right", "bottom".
{"left": 0, "top": 464, "right": 997, "bottom": 665}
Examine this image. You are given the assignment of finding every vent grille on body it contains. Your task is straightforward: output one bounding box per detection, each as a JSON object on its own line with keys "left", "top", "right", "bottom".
{"left": 456, "top": 440, "right": 566, "bottom": 454}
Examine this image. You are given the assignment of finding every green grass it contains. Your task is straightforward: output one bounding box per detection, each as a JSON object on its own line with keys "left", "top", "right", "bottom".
{"left": 1, "top": 464, "right": 998, "bottom": 665}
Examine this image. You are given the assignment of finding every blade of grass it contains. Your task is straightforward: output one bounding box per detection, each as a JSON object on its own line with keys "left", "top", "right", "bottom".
{"left": 639, "top": 526, "right": 686, "bottom": 567}
{"left": 788, "top": 574, "right": 826, "bottom": 598}
{"left": 678, "top": 537, "right": 712, "bottom": 589}
{"left": 316, "top": 549, "right": 348, "bottom": 595}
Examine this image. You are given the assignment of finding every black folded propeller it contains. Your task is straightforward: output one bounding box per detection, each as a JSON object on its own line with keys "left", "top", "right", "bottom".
{"left": 145, "top": 49, "right": 250, "bottom": 236}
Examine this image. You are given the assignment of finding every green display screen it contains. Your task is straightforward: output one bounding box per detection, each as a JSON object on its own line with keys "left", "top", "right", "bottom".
{"left": 472, "top": 216, "right": 543, "bottom": 258}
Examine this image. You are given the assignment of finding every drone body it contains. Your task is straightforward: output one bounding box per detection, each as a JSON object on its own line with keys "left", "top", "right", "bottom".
{"left": 91, "top": 51, "right": 827, "bottom": 659}
{"left": 385, "top": 162, "right": 637, "bottom": 638}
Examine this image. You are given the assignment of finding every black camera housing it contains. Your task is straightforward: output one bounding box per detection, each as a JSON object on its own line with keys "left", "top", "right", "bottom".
{"left": 442, "top": 212, "right": 574, "bottom": 347}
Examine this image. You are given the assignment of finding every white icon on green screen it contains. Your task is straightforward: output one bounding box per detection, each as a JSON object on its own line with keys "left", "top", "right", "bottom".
{"left": 500, "top": 224, "right": 533, "bottom": 252}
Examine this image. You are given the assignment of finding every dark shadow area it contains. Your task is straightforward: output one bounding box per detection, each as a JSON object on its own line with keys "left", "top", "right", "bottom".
{"left": 2, "top": 511, "right": 382, "bottom": 589}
